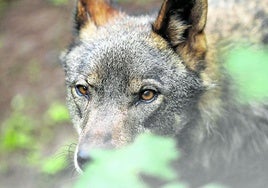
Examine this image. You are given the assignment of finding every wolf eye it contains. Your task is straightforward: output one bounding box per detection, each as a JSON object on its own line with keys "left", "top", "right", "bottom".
{"left": 75, "top": 85, "right": 89, "bottom": 98}
{"left": 140, "top": 89, "right": 157, "bottom": 102}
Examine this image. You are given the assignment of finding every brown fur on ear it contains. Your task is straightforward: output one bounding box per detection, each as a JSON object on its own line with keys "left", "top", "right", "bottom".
{"left": 75, "top": 0, "right": 119, "bottom": 33}
{"left": 153, "top": 0, "right": 208, "bottom": 72}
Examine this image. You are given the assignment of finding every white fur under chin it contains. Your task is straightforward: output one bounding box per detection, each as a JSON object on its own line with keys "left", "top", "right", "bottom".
{"left": 74, "top": 146, "right": 84, "bottom": 174}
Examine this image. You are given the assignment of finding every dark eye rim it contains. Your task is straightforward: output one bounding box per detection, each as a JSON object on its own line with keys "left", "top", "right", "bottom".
{"left": 75, "top": 84, "right": 90, "bottom": 99}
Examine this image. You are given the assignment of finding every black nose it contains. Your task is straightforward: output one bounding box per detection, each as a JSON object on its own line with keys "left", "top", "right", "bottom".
{"left": 77, "top": 150, "right": 92, "bottom": 170}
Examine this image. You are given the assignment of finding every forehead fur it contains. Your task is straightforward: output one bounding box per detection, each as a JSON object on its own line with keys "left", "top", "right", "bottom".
{"left": 64, "top": 15, "right": 187, "bottom": 84}
{"left": 80, "top": 15, "right": 154, "bottom": 42}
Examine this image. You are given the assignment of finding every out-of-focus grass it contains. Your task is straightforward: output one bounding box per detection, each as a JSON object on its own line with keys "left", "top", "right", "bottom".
{"left": 40, "top": 147, "right": 69, "bottom": 175}
{"left": 48, "top": 0, "right": 69, "bottom": 6}
{"left": 0, "top": 95, "right": 36, "bottom": 152}
{"left": 0, "top": 0, "right": 8, "bottom": 14}
{"left": 46, "top": 102, "right": 70, "bottom": 124}
{"left": 0, "top": 95, "right": 71, "bottom": 175}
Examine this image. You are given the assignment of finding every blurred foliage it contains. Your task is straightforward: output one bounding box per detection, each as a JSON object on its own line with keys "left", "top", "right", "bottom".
{"left": 0, "top": 0, "right": 8, "bottom": 14}
{"left": 46, "top": 102, "right": 70, "bottom": 124}
{"left": 0, "top": 95, "right": 71, "bottom": 175}
{"left": 75, "top": 134, "right": 226, "bottom": 188}
{"left": 48, "top": 0, "right": 69, "bottom": 6}
{"left": 41, "top": 147, "right": 69, "bottom": 175}
{"left": 0, "top": 95, "right": 36, "bottom": 152}
{"left": 1, "top": 110, "right": 35, "bottom": 151}
{"left": 75, "top": 134, "right": 184, "bottom": 188}
{"left": 225, "top": 45, "right": 268, "bottom": 102}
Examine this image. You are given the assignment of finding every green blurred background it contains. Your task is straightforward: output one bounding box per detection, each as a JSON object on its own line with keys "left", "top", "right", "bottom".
{"left": 0, "top": 0, "right": 267, "bottom": 187}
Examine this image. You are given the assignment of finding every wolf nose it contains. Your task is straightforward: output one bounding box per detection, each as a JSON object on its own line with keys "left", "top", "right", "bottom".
{"left": 77, "top": 150, "right": 92, "bottom": 171}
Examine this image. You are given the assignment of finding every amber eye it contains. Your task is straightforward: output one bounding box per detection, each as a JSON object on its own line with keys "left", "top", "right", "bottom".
{"left": 75, "top": 85, "right": 89, "bottom": 98}
{"left": 140, "top": 89, "right": 157, "bottom": 102}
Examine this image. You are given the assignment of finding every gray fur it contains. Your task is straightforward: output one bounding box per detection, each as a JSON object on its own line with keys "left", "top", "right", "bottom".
{"left": 61, "top": 1, "right": 268, "bottom": 187}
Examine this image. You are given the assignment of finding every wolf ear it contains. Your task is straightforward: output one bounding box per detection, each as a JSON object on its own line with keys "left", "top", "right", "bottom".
{"left": 74, "top": 0, "right": 119, "bottom": 36}
{"left": 153, "top": 0, "right": 208, "bottom": 71}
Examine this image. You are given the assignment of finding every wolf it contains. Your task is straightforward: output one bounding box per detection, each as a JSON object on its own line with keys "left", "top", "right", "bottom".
{"left": 61, "top": 0, "right": 268, "bottom": 187}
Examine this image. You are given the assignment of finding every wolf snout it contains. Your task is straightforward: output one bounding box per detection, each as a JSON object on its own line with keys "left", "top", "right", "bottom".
{"left": 75, "top": 132, "right": 114, "bottom": 171}
{"left": 76, "top": 150, "right": 92, "bottom": 171}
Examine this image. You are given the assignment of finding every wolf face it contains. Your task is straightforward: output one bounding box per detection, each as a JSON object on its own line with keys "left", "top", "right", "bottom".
{"left": 62, "top": 0, "right": 215, "bottom": 172}
{"left": 61, "top": 1, "right": 268, "bottom": 187}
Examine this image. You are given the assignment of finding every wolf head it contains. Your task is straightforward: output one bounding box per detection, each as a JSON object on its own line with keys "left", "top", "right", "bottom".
{"left": 61, "top": 0, "right": 217, "bottom": 172}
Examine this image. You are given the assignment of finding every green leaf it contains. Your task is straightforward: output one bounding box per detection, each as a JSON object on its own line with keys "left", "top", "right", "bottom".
{"left": 225, "top": 46, "right": 268, "bottom": 102}
{"left": 75, "top": 134, "right": 180, "bottom": 188}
